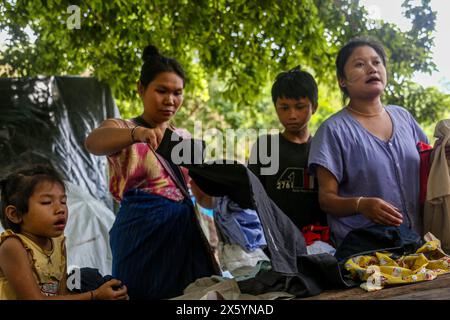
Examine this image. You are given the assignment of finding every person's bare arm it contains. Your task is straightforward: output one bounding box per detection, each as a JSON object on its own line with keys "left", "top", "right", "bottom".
{"left": 316, "top": 166, "right": 403, "bottom": 226}
{"left": 0, "top": 237, "right": 48, "bottom": 299}
{"left": 190, "top": 180, "right": 216, "bottom": 209}
{"left": 0, "top": 238, "right": 128, "bottom": 300}
{"left": 85, "top": 119, "right": 165, "bottom": 156}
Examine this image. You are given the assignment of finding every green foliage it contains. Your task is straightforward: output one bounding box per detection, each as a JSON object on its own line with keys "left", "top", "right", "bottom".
{"left": 384, "top": 81, "right": 450, "bottom": 125}
{"left": 0, "top": 0, "right": 448, "bottom": 130}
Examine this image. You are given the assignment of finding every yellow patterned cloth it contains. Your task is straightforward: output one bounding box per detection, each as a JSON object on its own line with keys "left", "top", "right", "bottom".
{"left": 344, "top": 238, "right": 450, "bottom": 291}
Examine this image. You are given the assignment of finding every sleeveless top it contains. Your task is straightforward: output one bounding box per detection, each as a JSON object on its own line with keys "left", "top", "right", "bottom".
{"left": 107, "top": 119, "right": 191, "bottom": 202}
{"left": 0, "top": 230, "right": 66, "bottom": 299}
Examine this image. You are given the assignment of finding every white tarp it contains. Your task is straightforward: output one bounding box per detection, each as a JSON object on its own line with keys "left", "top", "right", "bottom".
{"left": 65, "top": 182, "right": 115, "bottom": 276}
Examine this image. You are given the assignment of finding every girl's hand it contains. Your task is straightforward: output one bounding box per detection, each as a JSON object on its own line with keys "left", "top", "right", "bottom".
{"left": 93, "top": 279, "right": 129, "bottom": 300}
{"left": 134, "top": 126, "right": 165, "bottom": 149}
{"left": 359, "top": 197, "right": 403, "bottom": 226}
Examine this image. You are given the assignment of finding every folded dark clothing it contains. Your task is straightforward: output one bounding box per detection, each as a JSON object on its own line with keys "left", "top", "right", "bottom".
{"left": 67, "top": 267, "right": 117, "bottom": 293}
{"left": 334, "top": 224, "right": 424, "bottom": 262}
{"left": 237, "top": 269, "right": 322, "bottom": 298}
{"left": 297, "top": 253, "right": 358, "bottom": 290}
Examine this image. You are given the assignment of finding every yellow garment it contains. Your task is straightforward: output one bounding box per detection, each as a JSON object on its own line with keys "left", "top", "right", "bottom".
{"left": 345, "top": 239, "right": 450, "bottom": 291}
{"left": 0, "top": 230, "right": 66, "bottom": 299}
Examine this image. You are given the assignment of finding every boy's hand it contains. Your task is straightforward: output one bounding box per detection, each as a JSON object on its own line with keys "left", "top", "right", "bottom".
{"left": 94, "top": 279, "right": 128, "bottom": 300}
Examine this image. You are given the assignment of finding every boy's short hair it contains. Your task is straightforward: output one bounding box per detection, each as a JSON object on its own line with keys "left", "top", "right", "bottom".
{"left": 0, "top": 164, "right": 65, "bottom": 232}
{"left": 271, "top": 65, "right": 318, "bottom": 106}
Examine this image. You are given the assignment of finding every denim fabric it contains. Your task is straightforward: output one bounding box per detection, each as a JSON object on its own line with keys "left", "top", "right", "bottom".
{"left": 215, "top": 196, "right": 267, "bottom": 252}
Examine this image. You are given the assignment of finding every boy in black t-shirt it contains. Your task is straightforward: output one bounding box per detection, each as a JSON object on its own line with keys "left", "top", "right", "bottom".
{"left": 248, "top": 66, "right": 327, "bottom": 230}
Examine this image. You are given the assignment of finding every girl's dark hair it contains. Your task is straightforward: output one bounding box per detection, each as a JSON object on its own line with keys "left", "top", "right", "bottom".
{"left": 271, "top": 65, "right": 318, "bottom": 106}
{"left": 139, "top": 45, "right": 186, "bottom": 88}
{"left": 336, "top": 36, "right": 387, "bottom": 102}
{"left": 0, "top": 164, "right": 65, "bottom": 233}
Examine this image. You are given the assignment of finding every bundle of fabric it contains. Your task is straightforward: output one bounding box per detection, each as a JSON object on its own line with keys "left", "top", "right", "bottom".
{"left": 344, "top": 233, "right": 450, "bottom": 291}
{"left": 302, "top": 223, "right": 336, "bottom": 255}
{"left": 424, "top": 119, "right": 450, "bottom": 253}
{"left": 214, "top": 196, "right": 267, "bottom": 252}
{"left": 155, "top": 129, "right": 308, "bottom": 275}
{"left": 172, "top": 275, "right": 295, "bottom": 300}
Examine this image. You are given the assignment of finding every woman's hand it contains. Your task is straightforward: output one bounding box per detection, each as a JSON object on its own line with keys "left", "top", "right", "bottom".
{"left": 359, "top": 197, "right": 403, "bottom": 226}
{"left": 93, "top": 279, "right": 129, "bottom": 300}
{"left": 134, "top": 126, "right": 165, "bottom": 149}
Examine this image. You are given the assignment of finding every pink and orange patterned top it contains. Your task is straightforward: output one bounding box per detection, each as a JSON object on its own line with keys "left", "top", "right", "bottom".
{"left": 107, "top": 119, "right": 191, "bottom": 202}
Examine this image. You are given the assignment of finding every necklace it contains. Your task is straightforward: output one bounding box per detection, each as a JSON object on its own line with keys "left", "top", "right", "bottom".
{"left": 346, "top": 105, "right": 384, "bottom": 117}
{"left": 22, "top": 233, "right": 53, "bottom": 264}
{"left": 43, "top": 251, "right": 53, "bottom": 265}
{"left": 42, "top": 242, "right": 54, "bottom": 265}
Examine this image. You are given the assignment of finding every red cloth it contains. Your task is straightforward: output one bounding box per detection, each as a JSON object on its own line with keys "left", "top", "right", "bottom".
{"left": 417, "top": 141, "right": 433, "bottom": 206}
{"left": 301, "top": 224, "right": 331, "bottom": 246}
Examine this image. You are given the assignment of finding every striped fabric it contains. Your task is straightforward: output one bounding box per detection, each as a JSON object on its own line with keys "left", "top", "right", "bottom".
{"left": 109, "top": 189, "right": 216, "bottom": 299}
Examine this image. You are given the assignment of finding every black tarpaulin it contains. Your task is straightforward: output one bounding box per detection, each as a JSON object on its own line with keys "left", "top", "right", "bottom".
{"left": 0, "top": 76, "right": 119, "bottom": 209}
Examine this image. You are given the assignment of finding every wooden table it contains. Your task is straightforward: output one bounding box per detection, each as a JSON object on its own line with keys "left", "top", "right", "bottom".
{"left": 300, "top": 273, "right": 450, "bottom": 300}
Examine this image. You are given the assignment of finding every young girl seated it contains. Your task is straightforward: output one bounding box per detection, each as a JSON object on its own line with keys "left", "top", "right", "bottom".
{"left": 0, "top": 164, "right": 128, "bottom": 300}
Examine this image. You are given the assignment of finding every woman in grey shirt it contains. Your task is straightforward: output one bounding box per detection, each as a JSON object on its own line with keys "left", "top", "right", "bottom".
{"left": 308, "top": 37, "right": 428, "bottom": 245}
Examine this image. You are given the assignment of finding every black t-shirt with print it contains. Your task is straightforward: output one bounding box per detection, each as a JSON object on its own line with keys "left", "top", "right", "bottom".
{"left": 248, "top": 133, "right": 327, "bottom": 230}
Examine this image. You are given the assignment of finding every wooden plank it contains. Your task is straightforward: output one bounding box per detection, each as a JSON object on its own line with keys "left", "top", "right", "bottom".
{"left": 384, "top": 288, "right": 450, "bottom": 300}
{"left": 301, "top": 273, "right": 450, "bottom": 300}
